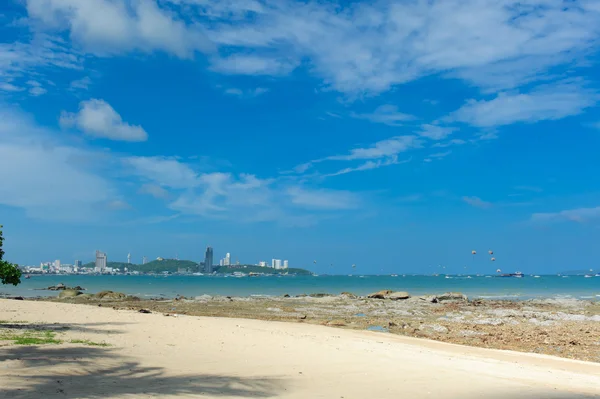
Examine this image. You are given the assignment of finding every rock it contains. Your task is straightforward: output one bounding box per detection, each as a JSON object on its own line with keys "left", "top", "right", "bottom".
{"left": 59, "top": 289, "right": 82, "bottom": 298}
{"left": 420, "top": 295, "right": 439, "bottom": 303}
{"left": 387, "top": 291, "right": 410, "bottom": 300}
{"left": 340, "top": 292, "right": 357, "bottom": 299}
{"left": 367, "top": 290, "right": 394, "bottom": 299}
{"left": 9, "top": 296, "right": 24, "bottom": 300}
{"left": 283, "top": 294, "right": 290, "bottom": 298}
{"left": 325, "top": 319, "right": 346, "bottom": 327}
{"left": 437, "top": 292, "right": 468, "bottom": 302}
{"left": 195, "top": 295, "right": 212, "bottom": 301}
{"left": 47, "top": 283, "right": 66, "bottom": 291}
{"left": 309, "top": 293, "right": 331, "bottom": 298}
{"left": 95, "top": 291, "right": 127, "bottom": 300}
{"left": 138, "top": 309, "right": 152, "bottom": 314}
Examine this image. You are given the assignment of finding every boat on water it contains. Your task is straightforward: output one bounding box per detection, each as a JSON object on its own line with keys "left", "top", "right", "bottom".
{"left": 390, "top": 274, "right": 398, "bottom": 277}
{"left": 25, "top": 274, "right": 31, "bottom": 279}
{"left": 584, "top": 274, "right": 593, "bottom": 278}
{"left": 496, "top": 271, "right": 524, "bottom": 278}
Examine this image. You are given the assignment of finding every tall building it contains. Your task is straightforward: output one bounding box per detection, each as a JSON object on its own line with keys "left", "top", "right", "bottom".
{"left": 283, "top": 260, "right": 289, "bottom": 269}
{"left": 74, "top": 260, "right": 82, "bottom": 268}
{"left": 259, "top": 261, "right": 267, "bottom": 267}
{"left": 54, "top": 259, "right": 61, "bottom": 270}
{"left": 204, "top": 246, "right": 214, "bottom": 274}
{"left": 95, "top": 250, "right": 107, "bottom": 273}
{"left": 142, "top": 256, "right": 147, "bottom": 265}
{"left": 219, "top": 259, "right": 224, "bottom": 266}
{"left": 272, "top": 259, "right": 282, "bottom": 269}
{"left": 224, "top": 252, "right": 231, "bottom": 266}
{"left": 127, "top": 253, "right": 131, "bottom": 264}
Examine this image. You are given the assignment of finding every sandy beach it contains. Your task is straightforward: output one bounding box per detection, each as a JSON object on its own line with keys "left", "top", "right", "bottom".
{"left": 1, "top": 299, "right": 600, "bottom": 398}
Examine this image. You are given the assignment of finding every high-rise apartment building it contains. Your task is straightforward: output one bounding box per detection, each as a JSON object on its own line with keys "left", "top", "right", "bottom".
{"left": 127, "top": 253, "right": 131, "bottom": 264}
{"left": 258, "top": 261, "right": 267, "bottom": 267}
{"left": 283, "top": 260, "right": 289, "bottom": 269}
{"left": 95, "top": 250, "right": 107, "bottom": 273}
{"left": 224, "top": 252, "right": 231, "bottom": 266}
{"left": 74, "top": 260, "right": 82, "bottom": 268}
{"left": 204, "top": 246, "right": 214, "bottom": 274}
{"left": 272, "top": 259, "right": 282, "bottom": 269}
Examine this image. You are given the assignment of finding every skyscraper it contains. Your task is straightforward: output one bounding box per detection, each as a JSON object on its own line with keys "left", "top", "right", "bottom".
{"left": 224, "top": 252, "right": 231, "bottom": 266}
{"left": 95, "top": 250, "right": 107, "bottom": 273}
{"left": 204, "top": 246, "right": 214, "bottom": 274}
{"left": 127, "top": 253, "right": 131, "bottom": 264}
{"left": 283, "top": 260, "right": 289, "bottom": 269}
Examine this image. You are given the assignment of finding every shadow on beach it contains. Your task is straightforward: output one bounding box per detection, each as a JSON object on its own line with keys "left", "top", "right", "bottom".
{"left": 0, "top": 345, "right": 287, "bottom": 398}
{"left": 0, "top": 321, "right": 130, "bottom": 335}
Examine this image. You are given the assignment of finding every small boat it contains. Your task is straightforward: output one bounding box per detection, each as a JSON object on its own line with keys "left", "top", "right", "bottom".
{"left": 497, "top": 271, "right": 524, "bottom": 278}
{"left": 25, "top": 274, "right": 31, "bottom": 279}
{"left": 595, "top": 273, "right": 600, "bottom": 277}
{"left": 390, "top": 274, "right": 398, "bottom": 277}
{"left": 533, "top": 275, "right": 541, "bottom": 278}
{"left": 584, "top": 274, "right": 593, "bottom": 278}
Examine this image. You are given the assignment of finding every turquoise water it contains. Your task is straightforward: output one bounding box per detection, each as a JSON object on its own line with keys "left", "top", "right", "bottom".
{"left": 2, "top": 274, "right": 599, "bottom": 300}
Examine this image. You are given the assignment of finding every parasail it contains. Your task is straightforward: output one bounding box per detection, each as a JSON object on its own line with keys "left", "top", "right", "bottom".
{"left": 488, "top": 250, "right": 493, "bottom": 255}
{"left": 352, "top": 264, "right": 356, "bottom": 269}
{"left": 496, "top": 268, "right": 501, "bottom": 273}
{"left": 491, "top": 257, "right": 496, "bottom": 261}
{"left": 471, "top": 250, "right": 477, "bottom": 255}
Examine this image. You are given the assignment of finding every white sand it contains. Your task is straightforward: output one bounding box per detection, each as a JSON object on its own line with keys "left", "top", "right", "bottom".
{"left": 1, "top": 299, "right": 599, "bottom": 398}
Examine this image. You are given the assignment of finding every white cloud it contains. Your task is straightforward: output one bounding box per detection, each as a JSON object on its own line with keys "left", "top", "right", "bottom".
{"left": 70, "top": 76, "right": 92, "bottom": 90}
{"left": 138, "top": 184, "right": 170, "bottom": 199}
{"left": 531, "top": 206, "right": 600, "bottom": 224}
{"left": 419, "top": 124, "right": 456, "bottom": 140}
{"left": 0, "top": 108, "right": 117, "bottom": 221}
{"left": 429, "top": 151, "right": 451, "bottom": 159}
{"left": 29, "top": 86, "right": 47, "bottom": 96}
{"left": 452, "top": 81, "right": 598, "bottom": 128}
{"left": 323, "top": 157, "right": 409, "bottom": 178}
{"left": 126, "top": 155, "right": 362, "bottom": 224}
{"left": 224, "top": 86, "right": 268, "bottom": 98}
{"left": 126, "top": 156, "right": 200, "bottom": 189}
{"left": 0, "top": 82, "right": 24, "bottom": 92}
{"left": 432, "top": 139, "right": 466, "bottom": 148}
{"left": 25, "top": 0, "right": 212, "bottom": 58}
{"left": 327, "top": 135, "right": 421, "bottom": 161}
{"left": 197, "top": 0, "right": 600, "bottom": 94}
{"left": 60, "top": 99, "right": 148, "bottom": 142}
{"left": 462, "top": 196, "right": 492, "bottom": 209}
{"left": 286, "top": 187, "right": 359, "bottom": 210}
{"left": 352, "top": 105, "right": 415, "bottom": 126}
{"left": 210, "top": 55, "right": 296, "bottom": 75}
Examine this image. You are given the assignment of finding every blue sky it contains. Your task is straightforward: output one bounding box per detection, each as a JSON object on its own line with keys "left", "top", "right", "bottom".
{"left": 1, "top": 0, "right": 600, "bottom": 274}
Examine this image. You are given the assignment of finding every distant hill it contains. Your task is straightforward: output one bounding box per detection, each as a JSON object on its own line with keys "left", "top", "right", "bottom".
{"left": 215, "top": 265, "right": 311, "bottom": 275}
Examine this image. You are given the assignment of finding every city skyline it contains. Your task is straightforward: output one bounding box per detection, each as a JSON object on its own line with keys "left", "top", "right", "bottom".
{"left": 1, "top": 1, "right": 600, "bottom": 274}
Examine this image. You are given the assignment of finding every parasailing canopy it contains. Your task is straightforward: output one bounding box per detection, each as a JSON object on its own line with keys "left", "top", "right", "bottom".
{"left": 471, "top": 250, "right": 477, "bottom": 255}
{"left": 488, "top": 250, "right": 493, "bottom": 255}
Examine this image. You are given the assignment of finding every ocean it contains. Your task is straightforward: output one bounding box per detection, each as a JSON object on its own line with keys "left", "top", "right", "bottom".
{"left": 1, "top": 274, "right": 599, "bottom": 300}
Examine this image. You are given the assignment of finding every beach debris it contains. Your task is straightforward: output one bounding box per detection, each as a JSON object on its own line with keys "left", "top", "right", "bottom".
{"left": 58, "top": 289, "right": 82, "bottom": 298}
{"left": 138, "top": 309, "right": 152, "bottom": 314}
{"left": 367, "top": 290, "right": 394, "bottom": 299}
{"left": 388, "top": 291, "right": 410, "bottom": 300}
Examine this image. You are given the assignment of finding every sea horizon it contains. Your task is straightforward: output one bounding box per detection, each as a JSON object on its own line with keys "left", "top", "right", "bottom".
{"left": 2, "top": 274, "right": 599, "bottom": 301}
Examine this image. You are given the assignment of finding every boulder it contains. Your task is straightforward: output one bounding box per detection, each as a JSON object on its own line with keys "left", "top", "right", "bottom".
{"left": 368, "top": 290, "right": 394, "bottom": 299}
{"left": 340, "top": 292, "right": 358, "bottom": 299}
{"left": 59, "top": 289, "right": 82, "bottom": 298}
{"left": 420, "top": 295, "right": 439, "bottom": 303}
{"left": 437, "top": 292, "right": 468, "bottom": 302}
{"left": 387, "top": 291, "right": 410, "bottom": 300}
{"left": 48, "top": 283, "right": 66, "bottom": 291}
{"left": 95, "top": 291, "right": 127, "bottom": 300}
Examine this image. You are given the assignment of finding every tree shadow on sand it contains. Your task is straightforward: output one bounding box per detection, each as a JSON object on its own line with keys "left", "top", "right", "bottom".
{"left": 0, "top": 321, "right": 130, "bottom": 335}
{"left": 0, "top": 345, "right": 287, "bottom": 398}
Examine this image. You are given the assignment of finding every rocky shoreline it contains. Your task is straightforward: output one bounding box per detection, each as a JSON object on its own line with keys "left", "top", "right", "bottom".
{"left": 28, "top": 289, "right": 600, "bottom": 363}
